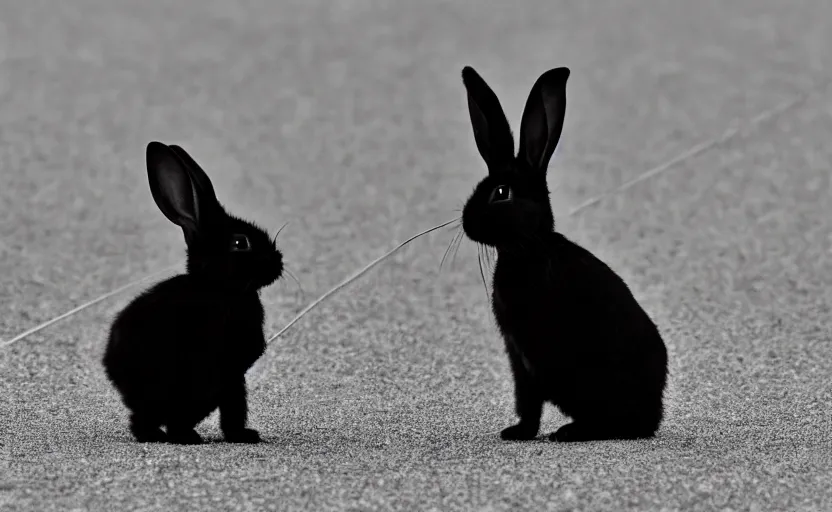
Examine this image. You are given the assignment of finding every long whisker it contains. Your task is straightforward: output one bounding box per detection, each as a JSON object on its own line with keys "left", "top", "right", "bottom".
{"left": 452, "top": 228, "right": 465, "bottom": 265}
{"left": 483, "top": 244, "right": 493, "bottom": 280}
{"left": 439, "top": 227, "right": 463, "bottom": 273}
{"left": 443, "top": 219, "right": 462, "bottom": 242}
{"left": 273, "top": 221, "right": 290, "bottom": 245}
{"left": 283, "top": 267, "right": 306, "bottom": 303}
{"left": 476, "top": 245, "right": 489, "bottom": 300}
{"left": 450, "top": 228, "right": 465, "bottom": 268}
{"left": 266, "top": 218, "right": 458, "bottom": 344}
{"left": 483, "top": 245, "right": 494, "bottom": 270}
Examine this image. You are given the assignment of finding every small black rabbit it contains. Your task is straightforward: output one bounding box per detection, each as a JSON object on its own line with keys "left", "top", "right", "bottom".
{"left": 102, "top": 142, "right": 283, "bottom": 444}
{"left": 460, "top": 66, "right": 668, "bottom": 442}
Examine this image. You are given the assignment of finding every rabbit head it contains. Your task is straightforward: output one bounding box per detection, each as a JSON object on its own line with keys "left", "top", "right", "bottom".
{"left": 460, "top": 66, "right": 570, "bottom": 251}
{"left": 146, "top": 141, "right": 283, "bottom": 291}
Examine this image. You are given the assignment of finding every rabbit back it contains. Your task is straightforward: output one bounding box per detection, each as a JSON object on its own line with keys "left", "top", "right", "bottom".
{"left": 492, "top": 232, "right": 668, "bottom": 425}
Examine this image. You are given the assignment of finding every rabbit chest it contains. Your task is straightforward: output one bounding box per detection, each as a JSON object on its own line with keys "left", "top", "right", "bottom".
{"left": 491, "top": 256, "right": 559, "bottom": 375}
{"left": 194, "top": 291, "right": 267, "bottom": 373}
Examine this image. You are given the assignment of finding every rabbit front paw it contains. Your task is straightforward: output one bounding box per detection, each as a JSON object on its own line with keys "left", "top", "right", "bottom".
{"left": 500, "top": 422, "right": 539, "bottom": 441}
{"left": 549, "top": 422, "right": 598, "bottom": 443}
{"left": 168, "top": 428, "right": 204, "bottom": 445}
{"left": 224, "top": 427, "right": 261, "bottom": 444}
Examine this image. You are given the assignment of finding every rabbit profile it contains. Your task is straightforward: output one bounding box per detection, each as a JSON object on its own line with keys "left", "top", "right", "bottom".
{"left": 460, "top": 66, "right": 668, "bottom": 442}
{"left": 102, "top": 142, "right": 283, "bottom": 444}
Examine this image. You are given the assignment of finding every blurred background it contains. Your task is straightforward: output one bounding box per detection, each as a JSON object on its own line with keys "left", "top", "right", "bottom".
{"left": 1, "top": 1, "right": 831, "bottom": 510}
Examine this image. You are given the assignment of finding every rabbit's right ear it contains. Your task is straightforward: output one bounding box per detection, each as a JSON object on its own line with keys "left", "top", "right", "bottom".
{"left": 518, "top": 67, "right": 569, "bottom": 174}
{"left": 167, "top": 144, "right": 218, "bottom": 203}
{"left": 146, "top": 141, "right": 201, "bottom": 238}
{"left": 461, "top": 66, "right": 515, "bottom": 173}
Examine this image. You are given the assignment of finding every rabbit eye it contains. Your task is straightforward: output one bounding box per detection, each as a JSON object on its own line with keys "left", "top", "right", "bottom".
{"left": 490, "top": 185, "right": 512, "bottom": 203}
{"left": 230, "top": 234, "right": 252, "bottom": 252}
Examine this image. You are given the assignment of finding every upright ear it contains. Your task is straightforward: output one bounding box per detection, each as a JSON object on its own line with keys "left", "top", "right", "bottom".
{"left": 518, "top": 67, "right": 570, "bottom": 173}
{"left": 146, "top": 141, "right": 202, "bottom": 238}
{"left": 461, "top": 66, "right": 515, "bottom": 172}
{"left": 167, "top": 144, "right": 218, "bottom": 202}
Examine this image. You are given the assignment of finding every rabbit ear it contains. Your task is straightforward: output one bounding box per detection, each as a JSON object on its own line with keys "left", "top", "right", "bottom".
{"left": 167, "top": 144, "right": 218, "bottom": 203}
{"left": 461, "top": 66, "right": 515, "bottom": 173}
{"left": 146, "top": 141, "right": 203, "bottom": 238}
{"left": 518, "top": 67, "right": 570, "bottom": 173}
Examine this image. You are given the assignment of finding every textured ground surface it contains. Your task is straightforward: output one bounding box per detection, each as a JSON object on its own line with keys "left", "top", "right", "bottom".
{"left": 2, "top": 0, "right": 832, "bottom": 510}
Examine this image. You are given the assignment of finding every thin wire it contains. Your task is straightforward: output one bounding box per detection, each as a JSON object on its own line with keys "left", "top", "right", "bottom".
{"left": 0, "top": 264, "right": 180, "bottom": 348}
{"left": 1, "top": 87, "right": 811, "bottom": 351}
{"left": 266, "top": 218, "right": 458, "bottom": 344}
{"left": 566, "top": 92, "right": 807, "bottom": 217}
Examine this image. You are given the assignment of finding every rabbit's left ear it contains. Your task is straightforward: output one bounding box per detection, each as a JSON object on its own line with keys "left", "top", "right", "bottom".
{"left": 518, "top": 67, "right": 570, "bottom": 174}
{"left": 146, "top": 141, "right": 218, "bottom": 242}
{"left": 462, "top": 66, "right": 515, "bottom": 174}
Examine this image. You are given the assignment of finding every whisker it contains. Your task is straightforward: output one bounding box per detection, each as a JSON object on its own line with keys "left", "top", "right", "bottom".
{"left": 452, "top": 228, "right": 465, "bottom": 265}
{"left": 439, "top": 227, "right": 463, "bottom": 273}
{"left": 444, "top": 217, "right": 462, "bottom": 232}
{"left": 450, "top": 228, "right": 465, "bottom": 268}
{"left": 273, "top": 221, "right": 290, "bottom": 245}
{"left": 283, "top": 267, "right": 306, "bottom": 304}
{"left": 476, "top": 245, "right": 489, "bottom": 301}
{"left": 266, "top": 218, "right": 458, "bottom": 344}
{"left": 480, "top": 244, "right": 490, "bottom": 278}
{"left": 484, "top": 245, "right": 494, "bottom": 270}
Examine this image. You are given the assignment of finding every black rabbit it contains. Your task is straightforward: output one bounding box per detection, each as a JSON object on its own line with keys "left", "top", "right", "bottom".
{"left": 460, "top": 66, "right": 668, "bottom": 442}
{"left": 102, "top": 142, "right": 283, "bottom": 444}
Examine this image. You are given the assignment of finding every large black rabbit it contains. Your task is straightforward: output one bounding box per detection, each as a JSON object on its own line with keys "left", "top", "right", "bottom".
{"left": 460, "top": 67, "right": 668, "bottom": 442}
{"left": 103, "top": 142, "right": 283, "bottom": 444}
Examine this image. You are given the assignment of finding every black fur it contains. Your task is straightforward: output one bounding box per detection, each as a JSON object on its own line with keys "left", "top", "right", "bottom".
{"left": 460, "top": 66, "right": 668, "bottom": 442}
{"left": 102, "top": 141, "right": 283, "bottom": 444}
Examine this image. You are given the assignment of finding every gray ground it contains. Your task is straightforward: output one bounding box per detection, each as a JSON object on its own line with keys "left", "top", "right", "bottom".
{"left": 1, "top": 0, "right": 831, "bottom": 510}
